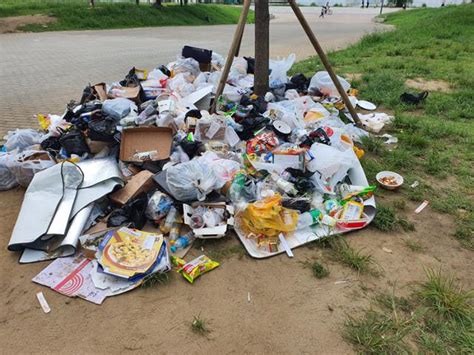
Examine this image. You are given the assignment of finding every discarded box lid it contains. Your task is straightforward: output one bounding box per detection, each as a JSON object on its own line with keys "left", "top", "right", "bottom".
{"left": 120, "top": 127, "right": 173, "bottom": 163}
{"left": 110, "top": 170, "right": 155, "bottom": 205}
{"left": 183, "top": 202, "right": 234, "bottom": 239}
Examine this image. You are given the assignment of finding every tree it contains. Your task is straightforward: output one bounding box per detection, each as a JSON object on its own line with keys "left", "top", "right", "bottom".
{"left": 89, "top": 0, "right": 95, "bottom": 7}
{"left": 153, "top": 0, "right": 162, "bottom": 7}
{"left": 254, "top": 0, "right": 270, "bottom": 95}
{"left": 136, "top": 0, "right": 140, "bottom": 5}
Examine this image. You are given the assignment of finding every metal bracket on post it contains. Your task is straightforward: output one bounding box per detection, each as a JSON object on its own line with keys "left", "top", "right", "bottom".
{"left": 210, "top": 0, "right": 251, "bottom": 114}
{"left": 287, "top": 0, "right": 362, "bottom": 126}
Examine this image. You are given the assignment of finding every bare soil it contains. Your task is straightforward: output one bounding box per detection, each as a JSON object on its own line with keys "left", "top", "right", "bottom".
{"left": 405, "top": 78, "right": 452, "bottom": 93}
{"left": 0, "top": 186, "right": 472, "bottom": 353}
{"left": 0, "top": 15, "right": 56, "bottom": 34}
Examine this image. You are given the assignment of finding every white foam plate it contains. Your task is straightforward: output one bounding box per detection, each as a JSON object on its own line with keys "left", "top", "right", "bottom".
{"left": 357, "top": 100, "right": 377, "bottom": 111}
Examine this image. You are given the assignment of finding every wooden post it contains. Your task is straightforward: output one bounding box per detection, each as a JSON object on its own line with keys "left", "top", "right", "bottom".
{"left": 288, "top": 0, "right": 362, "bottom": 126}
{"left": 210, "top": 0, "right": 251, "bottom": 113}
{"left": 254, "top": 0, "right": 270, "bottom": 96}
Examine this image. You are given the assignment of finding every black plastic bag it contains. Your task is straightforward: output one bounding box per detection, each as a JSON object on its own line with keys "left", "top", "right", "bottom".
{"left": 237, "top": 116, "right": 270, "bottom": 140}
{"left": 88, "top": 117, "right": 117, "bottom": 142}
{"left": 40, "top": 136, "right": 62, "bottom": 156}
{"left": 285, "top": 168, "right": 316, "bottom": 195}
{"left": 107, "top": 193, "right": 148, "bottom": 229}
{"left": 59, "top": 129, "right": 90, "bottom": 156}
{"left": 244, "top": 57, "right": 255, "bottom": 74}
{"left": 179, "top": 139, "right": 205, "bottom": 159}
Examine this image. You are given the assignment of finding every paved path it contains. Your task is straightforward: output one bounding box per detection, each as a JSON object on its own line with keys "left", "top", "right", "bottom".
{"left": 0, "top": 7, "right": 397, "bottom": 137}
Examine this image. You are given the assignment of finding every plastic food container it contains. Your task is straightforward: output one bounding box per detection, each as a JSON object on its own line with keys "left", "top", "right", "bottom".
{"left": 376, "top": 171, "right": 404, "bottom": 190}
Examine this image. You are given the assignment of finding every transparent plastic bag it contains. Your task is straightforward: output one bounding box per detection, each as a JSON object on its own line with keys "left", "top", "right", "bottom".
{"left": 3, "top": 129, "right": 43, "bottom": 152}
{"left": 167, "top": 73, "right": 195, "bottom": 98}
{"left": 8, "top": 150, "right": 56, "bottom": 187}
{"left": 145, "top": 191, "right": 174, "bottom": 222}
{"left": 0, "top": 153, "right": 18, "bottom": 190}
{"left": 269, "top": 53, "right": 296, "bottom": 89}
{"left": 166, "top": 160, "right": 219, "bottom": 201}
{"left": 309, "top": 71, "right": 350, "bottom": 96}
{"left": 171, "top": 57, "right": 200, "bottom": 77}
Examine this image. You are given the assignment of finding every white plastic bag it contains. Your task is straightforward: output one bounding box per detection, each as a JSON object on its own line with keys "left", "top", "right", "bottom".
{"left": 166, "top": 160, "right": 219, "bottom": 201}
{"left": 3, "top": 129, "right": 43, "bottom": 152}
{"left": 269, "top": 53, "right": 296, "bottom": 89}
{"left": 309, "top": 71, "right": 350, "bottom": 96}
{"left": 0, "top": 153, "right": 18, "bottom": 190}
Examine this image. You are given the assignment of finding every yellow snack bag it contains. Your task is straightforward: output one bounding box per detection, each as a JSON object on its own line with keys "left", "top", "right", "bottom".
{"left": 238, "top": 194, "right": 298, "bottom": 237}
{"left": 178, "top": 255, "right": 219, "bottom": 284}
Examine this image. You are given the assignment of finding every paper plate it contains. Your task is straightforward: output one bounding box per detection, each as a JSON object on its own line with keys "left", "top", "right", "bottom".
{"left": 357, "top": 100, "right": 376, "bottom": 111}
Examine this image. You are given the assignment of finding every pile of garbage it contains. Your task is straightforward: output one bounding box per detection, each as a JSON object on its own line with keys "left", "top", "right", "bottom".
{"left": 1, "top": 46, "right": 393, "bottom": 305}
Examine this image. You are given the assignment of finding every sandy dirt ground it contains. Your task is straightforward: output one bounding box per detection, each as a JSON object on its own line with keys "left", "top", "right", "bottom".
{"left": 1, "top": 186, "right": 473, "bottom": 353}
{"left": 0, "top": 15, "right": 55, "bottom": 34}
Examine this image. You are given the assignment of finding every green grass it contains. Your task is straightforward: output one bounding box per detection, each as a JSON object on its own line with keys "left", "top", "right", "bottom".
{"left": 311, "top": 261, "right": 329, "bottom": 279}
{"left": 344, "top": 270, "right": 474, "bottom": 354}
{"left": 372, "top": 205, "right": 415, "bottom": 232}
{"left": 330, "top": 238, "right": 378, "bottom": 275}
{"left": 140, "top": 271, "right": 170, "bottom": 288}
{"left": 0, "top": 0, "right": 254, "bottom": 32}
{"left": 404, "top": 238, "right": 424, "bottom": 252}
{"left": 418, "top": 269, "right": 474, "bottom": 324}
{"left": 292, "top": 4, "right": 474, "bottom": 250}
{"left": 191, "top": 314, "right": 210, "bottom": 335}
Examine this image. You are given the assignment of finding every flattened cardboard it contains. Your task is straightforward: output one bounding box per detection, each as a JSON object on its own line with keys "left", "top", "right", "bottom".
{"left": 120, "top": 127, "right": 173, "bottom": 163}
{"left": 109, "top": 170, "right": 155, "bottom": 205}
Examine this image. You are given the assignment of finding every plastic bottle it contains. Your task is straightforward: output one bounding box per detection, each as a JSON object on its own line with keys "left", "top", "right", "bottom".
{"left": 270, "top": 172, "right": 298, "bottom": 195}
{"left": 297, "top": 209, "right": 322, "bottom": 229}
{"left": 169, "top": 223, "right": 181, "bottom": 241}
{"left": 170, "top": 232, "right": 194, "bottom": 253}
{"left": 160, "top": 206, "right": 177, "bottom": 234}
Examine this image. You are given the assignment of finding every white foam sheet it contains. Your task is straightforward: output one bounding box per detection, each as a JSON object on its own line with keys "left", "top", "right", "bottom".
{"left": 235, "top": 157, "right": 376, "bottom": 259}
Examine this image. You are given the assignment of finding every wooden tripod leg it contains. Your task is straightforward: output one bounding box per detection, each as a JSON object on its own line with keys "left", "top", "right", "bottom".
{"left": 288, "top": 0, "right": 362, "bottom": 126}
{"left": 210, "top": 0, "right": 251, "bottom": 114}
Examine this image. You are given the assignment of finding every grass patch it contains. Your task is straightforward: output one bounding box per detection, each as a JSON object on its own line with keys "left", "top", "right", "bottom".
{"left": 191, "top": 314, "right": 210, "bottom": 335}
{"left": 330, "top": 238, "right": 378, "bottom": 275}
{"left": 343, "top": 310, "right": 416, "bottom": 354}
{"left": 302, "top": 260, "right": 330, "bottom": 279}
{"left": 343, "top": 270, "right": 474, "bottom": 353}
{"left": 140, "top": 272, "right": 170, "bottom": 288}
{"left": 293, "top": 5, "right": 474, "bottom": 250}
{"left": 372, "top": 205, "right": 415, "bottom": 232}
{"left": 198, "top": 240, "right": 246, "bottom": 262}
{"left": 417, "top": 269, "right": 474, "bottom": 324}
{"left": 404, "top": 238, "right": 425, "bottom": 252}
{"left": 0, "top": 1, "right": 254, "bottom": 32}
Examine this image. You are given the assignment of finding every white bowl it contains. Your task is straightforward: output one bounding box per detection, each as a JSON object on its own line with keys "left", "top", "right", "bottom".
{"left": 376, "top": 171, "right": 404, "bottom": 190}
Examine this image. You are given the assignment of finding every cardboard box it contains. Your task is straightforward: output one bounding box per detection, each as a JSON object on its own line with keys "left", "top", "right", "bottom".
{"left": 120, "top": 127, "right": 173, "bottom": 163}
{"left": 183, "top": 202, "right": 234, "bottom": 239}
{"left": 110, "top": 170, "right": 156, "bottom": 205}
